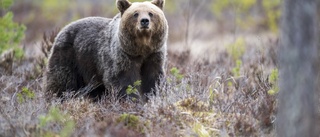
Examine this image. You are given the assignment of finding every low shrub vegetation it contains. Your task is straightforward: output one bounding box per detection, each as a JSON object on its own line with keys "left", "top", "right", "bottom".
{"left": 0, "top": 30, "right": 279, "bottom": 136}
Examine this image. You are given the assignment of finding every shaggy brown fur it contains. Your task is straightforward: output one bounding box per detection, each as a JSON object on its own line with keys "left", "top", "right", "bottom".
{"left": 45, "top": 0, "right": 168, "bottom": 101}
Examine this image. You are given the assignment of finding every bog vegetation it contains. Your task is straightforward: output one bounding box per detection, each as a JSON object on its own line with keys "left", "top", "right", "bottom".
{"left": 0, "top": 0, "right": 280, "bottom": 136}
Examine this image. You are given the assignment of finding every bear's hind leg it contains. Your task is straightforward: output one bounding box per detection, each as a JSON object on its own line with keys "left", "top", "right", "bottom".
{"left": 45, "top": 42, "right": 81, "bottom": 98}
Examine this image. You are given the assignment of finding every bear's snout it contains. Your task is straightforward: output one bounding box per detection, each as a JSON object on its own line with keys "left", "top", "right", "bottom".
{"left": 140, "top": 18, "right": 149, "bottom": 28}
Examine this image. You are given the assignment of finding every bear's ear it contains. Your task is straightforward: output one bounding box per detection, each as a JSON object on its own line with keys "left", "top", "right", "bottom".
{"left": 151, "top": 0, "right": 165, "bottom": 10}
{"left": 117, "top": 0, "right": 132, "bottom": 14}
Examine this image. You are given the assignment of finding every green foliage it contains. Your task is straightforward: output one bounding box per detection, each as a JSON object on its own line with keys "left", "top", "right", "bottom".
{"left": 175, "top": 98, "right": 216, "bottom": 136}
{"left": 126, "top": 80, "right": 141, "bottom": 95}
{"left": 17, "top": 87, "right": 35, "bottom": 103}
{"left": 232, "top": 60, "right": 242, "bottom": 77}
{"left": 212, "top": 0, "right": 256, "bottom": 17}
{"left": 193, "top": 123, "right": 210, "bottom": 137}
{"left": 263, "top": 0, "right": 281, "bottom": 32}
{"left": 0, "top": 0, "right": 26, "bottom": 59}
{"left": 0, "top": 0, "right": 14, "bottom": 9}
{"left": 117, "top": 113, "right": 146, "bottom": 133}
{"left": 170, "top": 67, "right": 184, "bottom": 81}
{"left": 209, "top": 88, "right": 215, "bottom": 102}
{"left": 227, "top": 38, "right": 245, "bottom": 77}
{"left": 227, "top": 37, "right": 246, "bottom": 61}
{"left": 212, "top": 0, "right": 256, "bottom": 29}
{"left": 269, "top": 68, "right": 278, "bottom": 84}
{"left": 212, "top": 0, "right": 281, "bottom": 31}
{"left": 38, "top": 107, "right": 75, "bottom": 137}
{"left": 168, "top": 67, "right": 190, "bottom": 93}
{"left": 117, "top": 113, "right": 140, "bottom": 128}
{"left": 268, "top": 68, "right": 279, "bottom": 95}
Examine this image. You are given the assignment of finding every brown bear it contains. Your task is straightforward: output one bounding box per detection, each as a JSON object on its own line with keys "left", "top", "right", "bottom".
{"left": 45, "top": 0, "right": 168, "bottom": 101}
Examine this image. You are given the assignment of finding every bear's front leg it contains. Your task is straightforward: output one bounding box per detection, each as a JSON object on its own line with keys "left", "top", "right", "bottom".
{"left": 104, "top": 55, "right": 143, "bottom": 99}
{"left": 141, "top": 52, "right": 165, "bottom": 99}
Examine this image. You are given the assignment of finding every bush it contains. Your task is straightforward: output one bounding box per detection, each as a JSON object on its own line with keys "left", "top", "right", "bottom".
{"left": 0, "top": 0, "right": 26, "bottom": 59}
{"left": 38, "top": 107, "right": 75, "bottom": 137}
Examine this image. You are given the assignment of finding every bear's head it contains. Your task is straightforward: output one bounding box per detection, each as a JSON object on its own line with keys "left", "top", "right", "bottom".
{"left": 116, "top": 0, "right": 168, "bottom": 56}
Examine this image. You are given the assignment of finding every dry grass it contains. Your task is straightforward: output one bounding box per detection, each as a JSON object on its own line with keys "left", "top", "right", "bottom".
{"left": 0, "top": 31, "right": 278, "bottom": 137}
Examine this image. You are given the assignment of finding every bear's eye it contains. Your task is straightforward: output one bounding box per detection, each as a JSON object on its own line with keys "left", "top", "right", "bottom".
{"left": 133, "top": 13, "right": 139, "bottom": 18}
{"left": 149, "top": 12, "right": 153, "bottom": 17}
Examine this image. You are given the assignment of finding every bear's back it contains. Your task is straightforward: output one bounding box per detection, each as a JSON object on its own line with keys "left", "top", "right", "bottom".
{"left": 54, "top": 16, "right": 116, "bottom": 48}
{"left": 50, "top": 16, "right": 121, "bottom": 87}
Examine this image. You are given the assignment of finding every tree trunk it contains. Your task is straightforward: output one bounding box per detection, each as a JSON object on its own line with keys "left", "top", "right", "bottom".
{"left": 277, "top": 0, "right": 319, "bottom": 137}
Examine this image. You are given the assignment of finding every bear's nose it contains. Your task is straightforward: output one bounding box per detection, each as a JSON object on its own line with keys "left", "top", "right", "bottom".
{"left": 140, "top": 18, "right": 149, "bottom": 27}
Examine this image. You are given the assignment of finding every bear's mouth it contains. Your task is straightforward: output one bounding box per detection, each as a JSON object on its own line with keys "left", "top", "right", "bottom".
{"left": 140, "top": 26, "right": 149, "bottom": 30}
{"left": 136, "top": 28, "right": 152, "bottom": 38}
{"left": 138, "top": 26, "right": 152, "bottom": 34}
